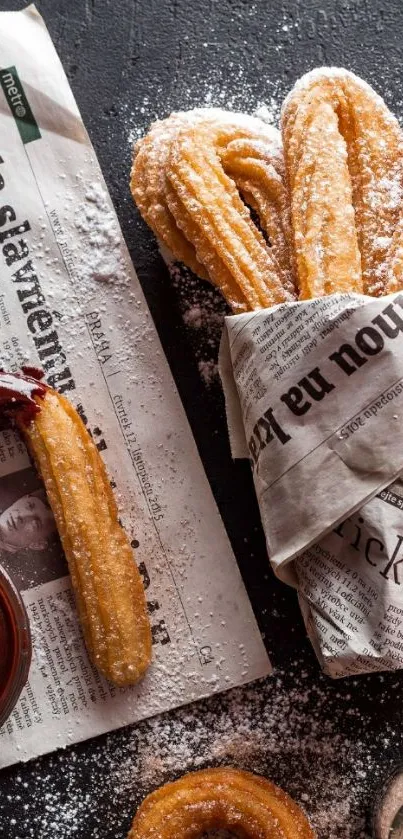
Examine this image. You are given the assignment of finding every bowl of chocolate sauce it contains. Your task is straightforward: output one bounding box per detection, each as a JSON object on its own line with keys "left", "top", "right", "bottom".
{"left": 0, "top": 566, "right": 31, "bottom": 729}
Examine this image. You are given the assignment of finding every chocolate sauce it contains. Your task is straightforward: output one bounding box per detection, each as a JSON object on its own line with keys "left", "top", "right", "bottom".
{"left": 0, "top": 599, "right": 12, "bottom": 690}
{"left": 0, "top": 568, "right": 31, "bottom": 728}
{"left": 0, "top": 371, "right": 39, "bottom": 724}
{"left": 0, "top": 368, "right": 46, "bottom": 425}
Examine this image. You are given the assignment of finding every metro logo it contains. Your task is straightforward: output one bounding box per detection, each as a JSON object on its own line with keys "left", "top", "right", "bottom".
{"left": 0, "top": 66, "right": 40, "bottom": 144}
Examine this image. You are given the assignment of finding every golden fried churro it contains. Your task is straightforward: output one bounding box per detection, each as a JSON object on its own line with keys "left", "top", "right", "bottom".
{"left": 132, "top": 71, "right": 403, "bottom": 310}
{"left": 221, "top": 135, "right": 295, "bottom": 288}
{"left": 128, "top": 767, "right": 315, "bottom": 839}
{"left": 0, "top": 370, "right": 152, "bottom": 687}
{"left": 131, "top": 113, "right": 208, "bottom": 281}
{"left": 131, "top": 109, "right": 295, "bottom": 312}
{"left": 282, "top": 68, "right": 403, "bottom": 299}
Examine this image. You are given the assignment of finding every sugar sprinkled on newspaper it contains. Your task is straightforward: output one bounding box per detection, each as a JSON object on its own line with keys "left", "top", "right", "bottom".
{"left": 0, "top": 6, "right": 270, "bottom": 767}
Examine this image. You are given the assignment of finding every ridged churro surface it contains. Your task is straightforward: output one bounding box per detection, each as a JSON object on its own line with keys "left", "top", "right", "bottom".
{"left": 128, "top": 767, "right": 315, "bottom": 838}
{"left": 131, "top": 108, "right": 295, "bottom": 311}
{"left": 131, "top": 70, "right": 403, "bottom": 309}
{"left": 282, "top": 68, "right": 403, "bottom": 299}
{"left": 17, "top": 383, "right": 152, "bottom": 686}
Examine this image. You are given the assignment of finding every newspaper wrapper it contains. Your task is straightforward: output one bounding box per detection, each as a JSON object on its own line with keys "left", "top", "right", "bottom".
{"left": 220, "top": 291, "right": 403, "bottom": 677}
{"left": 0, "top": 6, "right": 271, "bottom": 768}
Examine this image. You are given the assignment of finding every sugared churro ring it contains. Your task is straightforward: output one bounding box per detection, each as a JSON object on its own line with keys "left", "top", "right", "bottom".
{"left": 128, "top": 767, "right": 315, "bottom": 838}
{"left": 131, "top": 109, "right": 295, "bottom": 312}
{"left": 282, "top": 68, "right": 403, "bottom": 299}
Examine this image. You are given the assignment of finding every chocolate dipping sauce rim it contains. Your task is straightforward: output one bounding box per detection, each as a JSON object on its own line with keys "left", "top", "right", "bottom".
{"left": 372, "top": 764, "right": 403, "bottom": 839}
{"left": 0, "top": 565, "right": 32, "bottom": 729}
{"left": 0, "top": 370, "right": 43, "bottom": 729}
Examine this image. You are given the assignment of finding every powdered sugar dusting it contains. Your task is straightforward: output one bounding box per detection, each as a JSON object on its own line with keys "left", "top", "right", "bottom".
{"left": 281, "top": 66, "right": 389, "bottom": 113}
{"left": 1, "top": 659, "right": 391, "bottom": 838}
{"left": 164, "top": 259, "right": 227, "bottom": 388}
{"left": 198, "top": 359, "right": 219, "bottom": 386}
{"left": 253, "top": 100, "right": 282, "bottom": 128}
{"left": 125, "top": 72, "right": 284, "bottom": 149}
{"left": 75, "top": 182, "right": 129, "bottom": 285}
{"left": 132, "top": 672, "right": 373, "bottom": 839}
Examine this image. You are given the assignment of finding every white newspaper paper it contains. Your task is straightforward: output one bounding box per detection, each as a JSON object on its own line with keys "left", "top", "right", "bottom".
{"left": 221, "top": 292, "right": 403, "bottom": 677}
{"left": 0, "top": 6, "right": 270, "bottom": 768}
{"left": 296, "top": 479, "right": 403, "bottom": 677}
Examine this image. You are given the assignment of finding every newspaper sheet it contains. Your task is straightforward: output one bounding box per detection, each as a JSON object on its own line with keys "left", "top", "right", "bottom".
{"left": 296, "top": 479, "right": 403, "bottom": 677}
{"left": 0, "top": 6, "right": 270, "bottom": 768}
{"left": 221, "top": 293, "right": 403, "bottom": 677}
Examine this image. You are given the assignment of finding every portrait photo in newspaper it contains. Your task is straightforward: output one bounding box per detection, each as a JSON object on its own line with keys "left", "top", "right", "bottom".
{"left": 0, "top": 465, "right": 67, "bottom": 591}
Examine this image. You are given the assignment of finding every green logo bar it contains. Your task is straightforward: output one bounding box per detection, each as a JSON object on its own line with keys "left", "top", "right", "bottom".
{"left": 0, "top": 65, "right": 41, "bottom": 144}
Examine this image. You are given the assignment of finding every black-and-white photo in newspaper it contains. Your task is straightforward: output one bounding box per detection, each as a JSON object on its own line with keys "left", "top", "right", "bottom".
{"left": 0, "top": 465, "right": 67, "bottom": 590}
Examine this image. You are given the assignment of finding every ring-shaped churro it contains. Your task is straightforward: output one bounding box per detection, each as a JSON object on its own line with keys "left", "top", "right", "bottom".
{"left": 281, "top": 68, "right": 403, "bottom": 299}
{"left": 128, "top": 767, "right": 315, "bottom": 838}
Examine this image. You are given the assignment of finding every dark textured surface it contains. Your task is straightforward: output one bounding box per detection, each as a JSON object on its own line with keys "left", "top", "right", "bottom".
{"left": 1, "top": 1, "right": 403, "bottom": 837}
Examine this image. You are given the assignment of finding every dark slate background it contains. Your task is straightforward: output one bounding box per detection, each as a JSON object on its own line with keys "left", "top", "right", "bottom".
{"left": 1, "top": 1, "right": 403, "bottom": 837}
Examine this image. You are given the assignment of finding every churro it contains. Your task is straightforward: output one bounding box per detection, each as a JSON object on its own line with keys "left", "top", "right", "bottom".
{"left": 0, "top": 370, "right": 152, "bottom": 687}
{"left": 132, "top": 70, "right": 403, "bottom": 309}
{"left": 282, "top": 68, "right": 403, "bottom": 299}
{"left": 131, "top": 112, "right": 208, "bottom": 281}
{"left": 131, "top": 108, "right": 295, "bottom": 311}
{"left": 128, "top": 767, "right": 315, "bottom": 838}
